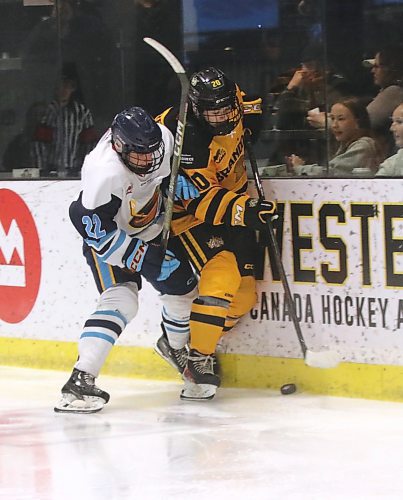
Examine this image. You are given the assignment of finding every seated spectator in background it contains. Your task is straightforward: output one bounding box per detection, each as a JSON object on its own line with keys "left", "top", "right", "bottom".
{"left": 288, "top": 97, "right": 379, "bottom": 176}
{"left": 376, "top": 103, "right": 403, "bottom": 177}
{"left": 364, "top": 45, "right": 403, "bottom": 157}
{"left": 275, "top": 46, "right": 353, "bottom": 130}
{"left": 2, "top": 101, "right": 45, "bottom": 172}
{"left": 308, "top": 44, "right": 403, "bottom": 158}
{"left": 364, "top": 46, "right": 403, "bottom": 131}
{"left": 33, "top": 66, "right": 98, "bottom": 177}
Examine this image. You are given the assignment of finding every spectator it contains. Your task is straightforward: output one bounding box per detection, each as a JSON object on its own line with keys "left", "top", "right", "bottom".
{"left": 364, "top": 45, "right": 403, "bottom": 157}
{"left": 33, "top": 65, "right": 98, "bottom": 177}
{"left": 289, "top": 97, "right": 379, "bottom": 176}
{"left": 376, "top": 103, "right": 403, "bottom": 177}
{"left": 275, "top": 46, "right": 353, "bottom": 130}
{"left": 308, "top": 44, "right": 403, "bottom": 158}
{"left": 364, "top": 46, "right": 403, "bottom": 132}
{"left": 268, "top": 48, "right": 353, "bottom": 165}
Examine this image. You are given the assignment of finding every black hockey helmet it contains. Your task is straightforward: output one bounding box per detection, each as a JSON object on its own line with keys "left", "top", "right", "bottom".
{"left": 111, "top": 106, "right": 165, "bottom": 175}
{"left": 188, "top": 67, "right": 242, "bottom": 135}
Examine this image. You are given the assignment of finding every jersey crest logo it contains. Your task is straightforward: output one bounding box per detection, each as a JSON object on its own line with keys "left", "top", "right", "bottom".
{"left": 206, "top": 236, "right": 224, "bottom": 249}
{"left": 128, "top": 188, "right": 160, "bottom": 228}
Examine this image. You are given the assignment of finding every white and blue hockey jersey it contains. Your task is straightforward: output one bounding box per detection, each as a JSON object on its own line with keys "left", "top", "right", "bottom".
{"left": 69, "top": 124, "right": 174, "bottom": 270}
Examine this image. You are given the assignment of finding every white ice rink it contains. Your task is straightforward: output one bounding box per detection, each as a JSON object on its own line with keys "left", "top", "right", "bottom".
{"left": 1, "top": 366, "right": 403, "bottom": 500}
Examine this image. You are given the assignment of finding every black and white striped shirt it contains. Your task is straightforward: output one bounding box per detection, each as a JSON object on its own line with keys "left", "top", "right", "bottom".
{"left": 34, "top": 99, "right": 97, "bottom": 175}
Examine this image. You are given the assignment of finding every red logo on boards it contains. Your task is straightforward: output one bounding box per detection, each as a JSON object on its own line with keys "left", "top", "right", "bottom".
{"left": 0, "top": 189, "right": 41, "bottom": 323}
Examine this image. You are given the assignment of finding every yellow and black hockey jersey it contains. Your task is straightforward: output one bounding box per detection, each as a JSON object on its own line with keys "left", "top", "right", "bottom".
{"left": 156, "top": 88, "right": 263, "bottom": 236}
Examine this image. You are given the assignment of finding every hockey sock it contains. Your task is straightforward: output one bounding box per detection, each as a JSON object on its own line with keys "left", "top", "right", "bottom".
{"left": 161, "top": 306, "right": 190, "bottom": 349}
{"left": 75, "top": 309, "right": 127, "bottom": 376}
{"left": 189, "top": 297, "right": 227, "bottom": 354}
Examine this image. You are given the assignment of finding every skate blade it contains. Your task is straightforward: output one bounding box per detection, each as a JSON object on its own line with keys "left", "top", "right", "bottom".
{"left": 154, "top": 346, "right": 181, "bottom": 373}
{"left": 154, "top": 345, "right": 185, "bottom": 374}
{"left": 54, "top": 394, "right": 105, "bottom": 414}
{"left": 180, "top": 381, "right": 217, "bottom": 401}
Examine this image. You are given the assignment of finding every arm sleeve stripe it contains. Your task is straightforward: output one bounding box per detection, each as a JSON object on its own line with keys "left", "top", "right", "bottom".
{"left": 84, "top": 230, "right": 117, "bottom": 251}
{"left": 188, "top": 186, "right": 221, "bottom": 219}
{"left": 100, "top": 230, "right": 127, "bottom": 261}
{"left": 205, "top": 188, "right": 229, "bottom": 222}
{"left": 213, "top": 191, "right": 240, "bottom": 225}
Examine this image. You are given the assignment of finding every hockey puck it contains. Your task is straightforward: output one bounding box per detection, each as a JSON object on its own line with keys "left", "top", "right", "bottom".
{"left": 280, "top": 383, "right": 297, "bottom": 395}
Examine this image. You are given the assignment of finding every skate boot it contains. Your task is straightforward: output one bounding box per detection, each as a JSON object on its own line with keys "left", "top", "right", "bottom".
{"left": 54, "top": 368, "right": 110, "bottom": 414}
{"left": 181, "top": 349, "right": 221, "bottom": 401}
{"left": 212, "top": 353, "right": 220, "bottom": 376}
{"left": 154, "top": 327, "right": 188, "bottom": 375}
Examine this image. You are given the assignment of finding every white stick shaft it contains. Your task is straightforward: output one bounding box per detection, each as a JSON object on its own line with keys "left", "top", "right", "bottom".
{"left": 143, "top": 37, "right": 186, "bottom": 74}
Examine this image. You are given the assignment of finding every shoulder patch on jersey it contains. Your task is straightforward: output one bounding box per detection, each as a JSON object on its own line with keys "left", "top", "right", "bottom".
{"left": 214, "top": 148, "right": 226, "bottom": 163}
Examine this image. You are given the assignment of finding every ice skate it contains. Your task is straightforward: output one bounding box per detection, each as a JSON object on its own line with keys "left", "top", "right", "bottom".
{"left": 154, "top": 327, "right": 188, "bottom": 374}
{"left": 54, "top": 368, "right": 110, "bottom": 414}
{"left": 180, "top": 349, "right": 221, "bottom": 401}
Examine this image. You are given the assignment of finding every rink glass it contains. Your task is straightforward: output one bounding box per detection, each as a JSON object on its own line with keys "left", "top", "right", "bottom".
{"left": 0, "top": 0, "right": 402, "bottom": 179}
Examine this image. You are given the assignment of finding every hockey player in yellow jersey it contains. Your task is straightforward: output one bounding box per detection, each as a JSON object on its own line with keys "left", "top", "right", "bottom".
{"left": 155, "top": 67, "right": 277, "bottom": 400}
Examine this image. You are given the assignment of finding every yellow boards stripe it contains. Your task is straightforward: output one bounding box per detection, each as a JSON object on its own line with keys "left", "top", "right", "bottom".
{"left": 2, "top": 337, "right": 403, "bottom": 402}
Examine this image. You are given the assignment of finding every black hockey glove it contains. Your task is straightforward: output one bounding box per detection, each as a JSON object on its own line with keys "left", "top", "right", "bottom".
{"left": 243, "top": 198, "right": 278, "bottom": 231}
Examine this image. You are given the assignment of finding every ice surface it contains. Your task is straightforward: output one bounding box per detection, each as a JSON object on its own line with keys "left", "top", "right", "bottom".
{"left": 1, "top": 366, "right": 403, "bottom": 500}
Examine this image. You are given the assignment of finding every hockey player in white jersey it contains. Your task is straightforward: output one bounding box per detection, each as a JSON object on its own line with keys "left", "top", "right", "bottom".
{"left": 54, "top": 107, "right": 199, "bottom": 413}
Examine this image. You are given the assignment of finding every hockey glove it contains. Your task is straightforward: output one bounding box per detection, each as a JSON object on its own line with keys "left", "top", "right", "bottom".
{"left": 157, "top": 250, "right": 181, "bottom": 281}
{"left": 243, "top": 198, "right": 278, "bottom": 231}
{"left": 124, "top": 239, "right": 149, "bottom": 273}
{"left": 175, "top": 175, "right": 199, "bottom": 201}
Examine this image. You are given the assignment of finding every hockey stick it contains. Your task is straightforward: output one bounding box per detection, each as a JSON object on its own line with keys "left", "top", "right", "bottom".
{"left": 244, "top": 135, "right": 339, "bottom": 369}
{"left": 143, "top": 37, "right": 189, "bottom": 253}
